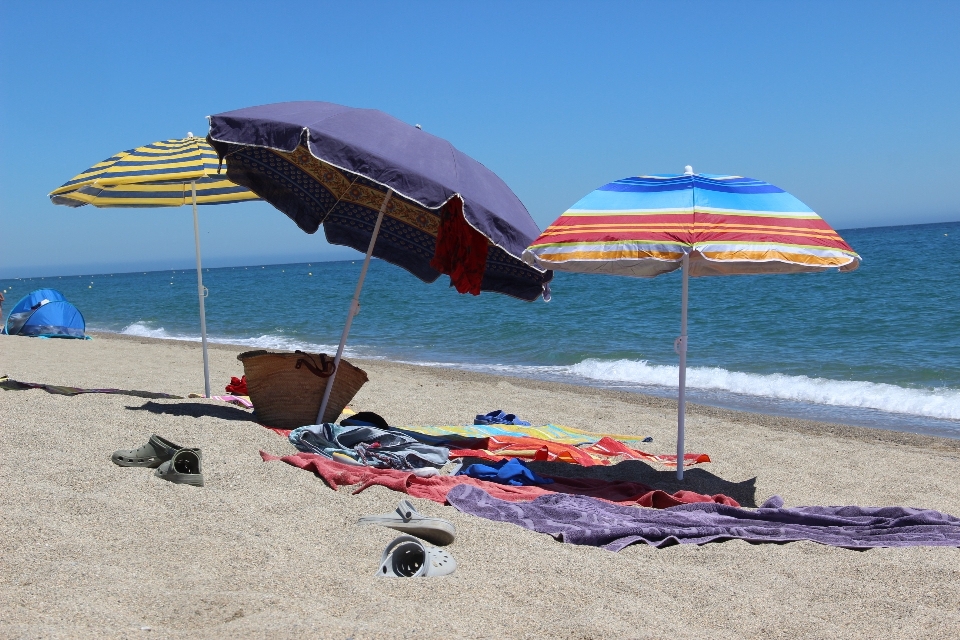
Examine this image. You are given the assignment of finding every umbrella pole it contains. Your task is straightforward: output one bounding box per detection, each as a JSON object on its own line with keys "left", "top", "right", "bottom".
{"left": 316, "top": 188, "right": 394, "bottom": 424}
{"left": 676, "top": 251, "right": 689, "bottom": 480}
{"left": 191, "top": 181, "right": 211, "bottom": 398}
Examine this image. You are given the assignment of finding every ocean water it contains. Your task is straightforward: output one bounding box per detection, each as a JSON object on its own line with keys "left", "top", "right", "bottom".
{"left": 2, "top": 221, "right": 958, "bottom": 438}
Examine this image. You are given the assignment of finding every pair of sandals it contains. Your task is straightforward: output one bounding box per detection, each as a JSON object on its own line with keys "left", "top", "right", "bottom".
{"left": 474, "top": 410, "right": 531, "bottom": 426}
{"left": 358, "top": 499, "right": 457, "bottom": 577}
{"left": 111, "top": 435, "right": 204, "bottom": 487}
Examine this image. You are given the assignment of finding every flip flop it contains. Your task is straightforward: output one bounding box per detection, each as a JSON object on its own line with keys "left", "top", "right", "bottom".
{"left": 154, "top": 448, "right": 204, "bottom": 487}
{"left": 474, "top": 410, "right": 531, "bottom": 426}
{"left": 112, "top": 434, "right": 182, "bottom": 468}
{"left": 376, "top": 535, "right": 456, "bottom": 578}
{"left": 357, "top": 499, "right": 456, "bottom": 546}
{"left": 474, "top": 410, "right": 506, "bottom": 425}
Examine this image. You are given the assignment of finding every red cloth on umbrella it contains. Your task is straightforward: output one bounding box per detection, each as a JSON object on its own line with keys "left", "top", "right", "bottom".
{"left": 430, "top": 196, "right": 488, "bottom": 295}
{"left": 260, "top": 451, "right": 738, "bottom": 509}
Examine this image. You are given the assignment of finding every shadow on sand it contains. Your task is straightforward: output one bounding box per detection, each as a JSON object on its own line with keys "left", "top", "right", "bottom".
{"left": 468, "top": 458, "right": 759, "bottom": 507}
{"left": 126, "top": 400, "right": 257, "bottom": 422}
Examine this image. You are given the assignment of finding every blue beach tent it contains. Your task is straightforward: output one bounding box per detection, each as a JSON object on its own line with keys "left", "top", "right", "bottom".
{"left": 3, "top": 289, "right": 87, "bottom": 338}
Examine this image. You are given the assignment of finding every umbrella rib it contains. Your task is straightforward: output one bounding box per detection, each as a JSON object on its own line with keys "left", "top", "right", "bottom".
{"left": 323, "top": 174, "right": 360, "bottom": 221}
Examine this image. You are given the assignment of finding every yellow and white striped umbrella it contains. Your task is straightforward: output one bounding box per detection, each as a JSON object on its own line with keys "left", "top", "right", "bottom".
{"left": 48, "top": 136, "right": 260, "bottom": 398}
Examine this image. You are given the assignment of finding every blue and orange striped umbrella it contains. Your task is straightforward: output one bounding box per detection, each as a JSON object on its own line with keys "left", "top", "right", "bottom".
{"left": 49, "top": 136, "right": 259, "bottom": 397}
{"left": 523, "top": 169, "right": 859, "bottom": 276}
{"left": 523, "top": 167, "right": 861, "bottom": 478}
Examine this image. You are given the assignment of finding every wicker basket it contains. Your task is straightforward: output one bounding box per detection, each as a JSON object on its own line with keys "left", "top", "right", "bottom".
{"left": 237, "top": 350, "right": 368, "bottom": 427}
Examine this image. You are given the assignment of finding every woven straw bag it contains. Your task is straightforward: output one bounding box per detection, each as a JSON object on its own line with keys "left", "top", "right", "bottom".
{"left": 237, "top": 350, "right": 368, "bottom": 427}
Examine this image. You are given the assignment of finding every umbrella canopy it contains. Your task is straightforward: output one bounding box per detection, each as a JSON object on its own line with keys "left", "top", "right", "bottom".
{"left": 523, "top": 170, "right": 860, "bottom": 276}
{"left": 49, "top": 136, "right": 260, "bottom": 397}
{"left": 50, "top": 137, "right": 258, "bottom": 207}
{"left": 207, "top": 101, "right": 551, "bottom": 302}
{"left": 523, "top": 168, "right": 861, "bottom": 479}
{"left": 207, "top": 101, "right": 552, "bottom": 422}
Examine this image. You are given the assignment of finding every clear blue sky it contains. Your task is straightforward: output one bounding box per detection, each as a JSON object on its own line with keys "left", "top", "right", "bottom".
{"left": 1, "top": 1, "right": 957, "bottom": 278}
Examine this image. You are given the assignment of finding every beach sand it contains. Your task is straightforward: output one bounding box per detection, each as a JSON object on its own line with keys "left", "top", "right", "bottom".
{"left": 1, "top": 332, "right": 958, "bottom": 639}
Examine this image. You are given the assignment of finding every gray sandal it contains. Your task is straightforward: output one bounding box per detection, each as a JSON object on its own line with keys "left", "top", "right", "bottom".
{"left": 377, "top": 535, "right": 456, "bottom": 577}
{"left": 112, "top": 435, "right": 182, "bottom": 468}
{"left": 154, "top": 448, "right": 204, "bottom": 487}
{"left": 357, "top": 499, "right": 456, "bottom": 546}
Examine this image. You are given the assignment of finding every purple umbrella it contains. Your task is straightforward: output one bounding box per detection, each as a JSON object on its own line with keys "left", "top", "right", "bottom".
{"left": 207, "top": 101, "right": 552, "bottom": 422}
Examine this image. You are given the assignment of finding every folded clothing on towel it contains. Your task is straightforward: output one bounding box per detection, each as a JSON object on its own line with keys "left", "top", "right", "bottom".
{"left": 458, "top": 458, "right": 554, "bottom": 486}
{"left": 260, "top": 451, "right": 738, "bottom": 509}
{"left": 446, "top": 485, "right": 960, "bottom": 551}
{"left": 289, "top": 423, "right": 450, "bottom": 470}
{"left": 225, "top": 375, "right": 248, "bottom": 395}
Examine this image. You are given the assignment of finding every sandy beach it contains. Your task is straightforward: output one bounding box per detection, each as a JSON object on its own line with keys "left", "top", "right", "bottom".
{"left": 1, "top": 332, "right": 958, "bottom": 639}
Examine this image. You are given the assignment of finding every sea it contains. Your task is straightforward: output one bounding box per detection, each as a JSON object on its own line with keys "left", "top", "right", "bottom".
{"left": 3, "top": 220, "right": 959, "bottom": 438}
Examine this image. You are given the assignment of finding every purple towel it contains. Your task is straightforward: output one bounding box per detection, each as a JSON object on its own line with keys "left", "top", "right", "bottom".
{"left": 446, "top": 485, "right": 960, "bottom": 551}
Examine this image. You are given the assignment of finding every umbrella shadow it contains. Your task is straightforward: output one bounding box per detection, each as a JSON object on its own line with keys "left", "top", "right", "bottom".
{"left": 514, "top": 459, "right": 758, "bottom": 507}
{"left": 126, "top": 401, "right": 256, "bottom": 422}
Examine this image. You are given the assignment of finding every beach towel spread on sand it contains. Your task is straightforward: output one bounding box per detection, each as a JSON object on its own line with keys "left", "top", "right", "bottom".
{"left": 445, "top": 485, "right": 960, "bottom": 551}
{"left": 447, "top": 435, "right": 710, "bottom": 468}
{"left": 396, "top": 422, "right": 652, "bottom": 446}
{"left": 1, "top": 376, "right": 252, "bottom": 408}
{"left": 213, "top": 395, "right": 253, "bottom": 409}
{"left": 188, "top": 393, "right": 254, "bottom": 409}
{"left": 260, "top": 451, "right": 737, "bottom": 509}
{"left": 263, "top": 422, "right": 709, "bottom": 469}
{"left": 0, "top": 377, "right": 182, "bottom": 399}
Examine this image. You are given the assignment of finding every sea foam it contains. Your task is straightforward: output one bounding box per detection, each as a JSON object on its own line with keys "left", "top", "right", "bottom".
{"left": 113, "top": 324, "right": 960, "bottom": 422}
{"left": 117, "top": 322, "right": 353, "bottom": 358}
{"left": 569, "top": 359, "right": 960, "bottom": 421}
{"left": 120, "top": 322, "right": 171, "bottom": 339}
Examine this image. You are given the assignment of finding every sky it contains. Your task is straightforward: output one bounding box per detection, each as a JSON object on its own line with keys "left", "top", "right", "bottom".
{"left": 1, "top": 0, "right": 958, "bottom": 278}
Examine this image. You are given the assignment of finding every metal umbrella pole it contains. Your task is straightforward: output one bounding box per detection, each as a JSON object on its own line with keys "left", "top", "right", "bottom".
{"left": 675, "top": 251, "right": 690, "bottom": 480}
{"left": 316, "top": 188, "right": 394, "bottom": 423}
{"left": 191, "top": 180, "right": 211, "bottom": 398}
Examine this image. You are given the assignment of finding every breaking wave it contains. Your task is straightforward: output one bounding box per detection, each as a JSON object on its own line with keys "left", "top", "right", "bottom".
{"left": 114, "top": 322, "right": 355, "bottom": 357}
{"left": 108, "top": 324, "right": 960, "bottom": 424}
{"left": 569, "top": 358, "right": 960, "bottom": 421}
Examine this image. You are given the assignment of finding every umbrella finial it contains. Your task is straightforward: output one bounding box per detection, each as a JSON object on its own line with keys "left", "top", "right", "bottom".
{"left": 684, "top": 165, "right": 694, "bottom": 175}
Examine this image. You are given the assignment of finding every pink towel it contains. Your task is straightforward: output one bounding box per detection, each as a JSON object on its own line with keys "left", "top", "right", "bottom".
{"left": 260, "top": 451, "right": 738, "bottom": 509}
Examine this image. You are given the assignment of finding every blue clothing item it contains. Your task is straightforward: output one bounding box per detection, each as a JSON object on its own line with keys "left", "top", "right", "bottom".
{"left": 458, "top": 458, "right": 554, "bottom": 486}
{"left": 474, "top": 410, "right": 531, "bottom": 426}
